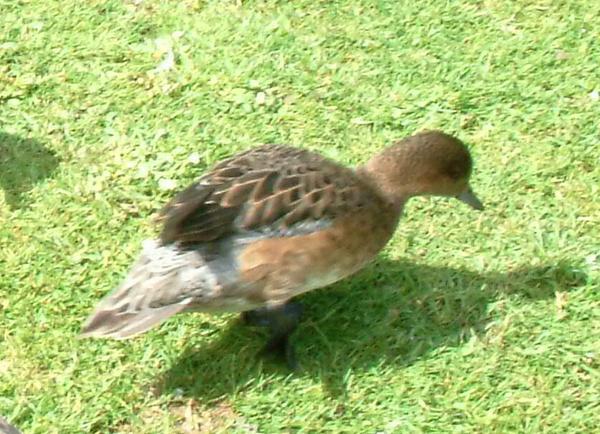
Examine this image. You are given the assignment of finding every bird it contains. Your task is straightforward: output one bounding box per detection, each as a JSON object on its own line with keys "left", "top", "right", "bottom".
{"left": 0, "top": 416, "right": 22, "bottom": 434}
{"left": 81, "top": 130, "right": 483, "bottom": 368}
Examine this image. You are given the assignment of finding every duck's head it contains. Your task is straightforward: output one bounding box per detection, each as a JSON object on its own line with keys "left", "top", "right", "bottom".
{"left": 360, "top": 130, "right": 483, "bottom": 210}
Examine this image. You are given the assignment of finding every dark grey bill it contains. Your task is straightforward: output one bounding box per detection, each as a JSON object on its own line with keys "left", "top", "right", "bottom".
{"left": 457, "top": 188, "right": 484, "bottom": 211}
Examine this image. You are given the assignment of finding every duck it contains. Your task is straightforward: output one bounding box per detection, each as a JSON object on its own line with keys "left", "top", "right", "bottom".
{"left": 81, "top": 130, "right": 483, "bottom": 368}
{"left": 0, "top": 416, "right": 22, "bottom": 434}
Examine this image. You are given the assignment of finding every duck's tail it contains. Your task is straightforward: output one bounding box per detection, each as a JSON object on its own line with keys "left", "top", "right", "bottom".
{"left": 80, "top": 239, "right": 209, "bottom": 339}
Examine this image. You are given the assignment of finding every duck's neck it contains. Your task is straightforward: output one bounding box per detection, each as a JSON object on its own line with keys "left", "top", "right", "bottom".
{"left": 355, "top": 165, "right": 410, "bottom": 216}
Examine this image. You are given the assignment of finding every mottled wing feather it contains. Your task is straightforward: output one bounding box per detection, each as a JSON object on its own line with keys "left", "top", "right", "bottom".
{"left": 158, "top": 145, "right": 370, "bottom": 244}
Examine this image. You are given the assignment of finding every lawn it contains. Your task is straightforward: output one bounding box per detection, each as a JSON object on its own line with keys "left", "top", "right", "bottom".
{"left": 1, "top": 0, "right": 599, "bottom": 432}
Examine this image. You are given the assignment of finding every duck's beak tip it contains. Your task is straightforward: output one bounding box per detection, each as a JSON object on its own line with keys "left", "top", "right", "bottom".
{"left": 457, "top": 188, "right": 484, "bottom": 211}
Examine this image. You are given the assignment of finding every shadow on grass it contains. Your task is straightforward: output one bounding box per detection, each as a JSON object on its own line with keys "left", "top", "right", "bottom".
{"left": 0, "top": 132, "right": 59, "bottom": 209}
{"left": 156, "top": 258, "right": 588, "bottom": 401}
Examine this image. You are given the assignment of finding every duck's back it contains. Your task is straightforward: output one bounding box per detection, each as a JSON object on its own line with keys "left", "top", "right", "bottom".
{"left": 158, "top": 145, "right": 375, "bottom": 244}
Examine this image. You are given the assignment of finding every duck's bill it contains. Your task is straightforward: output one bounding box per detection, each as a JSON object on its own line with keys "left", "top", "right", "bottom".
{"left": 457, "top": 188, "right": 484, "bottom": 211}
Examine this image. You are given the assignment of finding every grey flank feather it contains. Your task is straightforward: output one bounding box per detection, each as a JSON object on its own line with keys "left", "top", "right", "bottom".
{"left": 81, "top": 239, "right": 219, "bottom": 339}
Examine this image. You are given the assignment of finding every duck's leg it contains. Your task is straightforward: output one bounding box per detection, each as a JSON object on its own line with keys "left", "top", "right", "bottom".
{"left": 241, "top": 302, "right": 303, "bottom": 370}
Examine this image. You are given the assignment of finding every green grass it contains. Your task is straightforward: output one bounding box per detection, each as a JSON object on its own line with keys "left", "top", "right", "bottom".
{"left": 1, "top": 0, "right": 599, "bottom": 432}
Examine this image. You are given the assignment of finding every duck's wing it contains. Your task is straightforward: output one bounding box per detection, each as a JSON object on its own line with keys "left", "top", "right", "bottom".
{"left": 158, "top": 145, "right": 372, "bottom": 244}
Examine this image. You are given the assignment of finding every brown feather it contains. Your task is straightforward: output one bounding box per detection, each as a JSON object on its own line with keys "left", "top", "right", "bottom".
{"left": 158, "top": 145, "right": 374, "bottom": 244}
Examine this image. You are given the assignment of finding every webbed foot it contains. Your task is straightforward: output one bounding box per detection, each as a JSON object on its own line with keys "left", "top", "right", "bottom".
{"left": 242, "top": 302, "right": 303, "bottom": 370}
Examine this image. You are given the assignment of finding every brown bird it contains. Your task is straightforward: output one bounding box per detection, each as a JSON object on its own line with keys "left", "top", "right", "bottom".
{"left": 81, "top": 130, "right": 483, "bottom": 368}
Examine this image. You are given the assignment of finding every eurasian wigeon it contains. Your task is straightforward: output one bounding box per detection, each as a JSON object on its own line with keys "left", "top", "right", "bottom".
{"left": 81, "top": 130, "right": 483, "bottom": 368}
